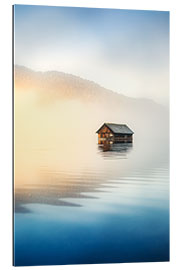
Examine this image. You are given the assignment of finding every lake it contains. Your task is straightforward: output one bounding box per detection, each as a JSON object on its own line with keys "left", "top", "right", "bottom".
{"left": 14, "top": 133, "right": 169, "bottom": 266}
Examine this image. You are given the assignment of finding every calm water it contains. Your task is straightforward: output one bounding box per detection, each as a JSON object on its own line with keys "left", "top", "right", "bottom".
{"left": 14, "top": 135, "right": 169, "bottom": 266}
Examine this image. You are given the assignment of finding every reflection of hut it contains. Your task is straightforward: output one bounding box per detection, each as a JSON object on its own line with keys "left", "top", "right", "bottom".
{"left": 96, "top": 123, "right": 134, "bottom": 144}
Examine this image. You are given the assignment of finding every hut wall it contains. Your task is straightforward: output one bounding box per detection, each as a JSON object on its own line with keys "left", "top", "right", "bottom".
{"left": 97, "top": 125, "right": 133, "bottom": 144}
{"left": 98, "top": 126, "right": 114, "bottom": 144}
{"left": 114, "top": 134, "right": 133, "bottom": 143}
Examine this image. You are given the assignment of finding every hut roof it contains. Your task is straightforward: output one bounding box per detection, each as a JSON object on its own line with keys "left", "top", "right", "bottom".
{"left": 96, "top": 123, "right": 134, "bottom": 135}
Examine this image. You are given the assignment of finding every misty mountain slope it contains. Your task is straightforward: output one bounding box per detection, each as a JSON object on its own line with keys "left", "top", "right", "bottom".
{"left": 14, "top": 65, "right": 169, "bottom": 140}
{"left": 15, "top": 65, "right": 119, "bottom": 102}
{"left": 15, "top": 65, "right": 162, "bottom": 107}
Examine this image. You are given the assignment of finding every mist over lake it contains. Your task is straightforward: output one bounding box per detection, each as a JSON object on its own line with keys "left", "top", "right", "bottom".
{"left": 14, "top": 66, "right": 169, "bottom": 266}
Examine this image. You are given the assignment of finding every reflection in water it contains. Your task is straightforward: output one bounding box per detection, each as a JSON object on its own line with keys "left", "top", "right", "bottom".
{"left": 15, "top": 142, "right": 134, "bottom": 213}
{"left": 14, "top": 92, "right": 169, "bottom": 266}
{"left": 15, "top": 140, "right": 168, "bottom": 215}
{"left": 98, "top": 142, "right": 133, "bottom": 158}
{"left": 14, "top": 136, "right": 169, "bottom": 266}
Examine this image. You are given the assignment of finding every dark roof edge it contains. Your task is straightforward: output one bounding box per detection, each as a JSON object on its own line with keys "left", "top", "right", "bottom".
{"left": 96, "top": 123, "right": 134, "bottom": 134}
{"left": 96, "top": 123, "right": 106, "bottom": 133}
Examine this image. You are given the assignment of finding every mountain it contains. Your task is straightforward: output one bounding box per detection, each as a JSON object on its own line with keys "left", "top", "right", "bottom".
{"left": 14, "top": 65, "right": 161, "bottom": 106}
{"left": 14, "top": 65, "right": 169, "bottom": 140}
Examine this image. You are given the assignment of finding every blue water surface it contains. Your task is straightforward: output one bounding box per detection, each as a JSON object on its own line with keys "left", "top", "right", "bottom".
{"left": 14, "top": 140, "right": 169, "bottom": 266}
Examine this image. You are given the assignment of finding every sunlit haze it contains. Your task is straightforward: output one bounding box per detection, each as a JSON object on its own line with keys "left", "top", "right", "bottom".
{"left": 13, "top": 6, "right": 169, "bottom": 266}
{"left": 14, "top": 5, "right": 169, "bottom": 105}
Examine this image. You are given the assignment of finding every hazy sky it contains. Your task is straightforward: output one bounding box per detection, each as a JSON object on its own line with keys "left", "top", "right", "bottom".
{"left": 14, "top": 5, "right": 169, "bottom": 105}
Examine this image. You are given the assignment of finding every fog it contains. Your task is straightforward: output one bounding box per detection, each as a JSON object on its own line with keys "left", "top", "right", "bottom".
{"left": 14, "top": 67, "right": 169, "bottom": 208}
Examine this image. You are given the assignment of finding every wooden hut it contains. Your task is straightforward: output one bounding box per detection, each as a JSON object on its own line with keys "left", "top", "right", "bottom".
{"left": 96, "top": 123, "right": 134, "bottom": 144}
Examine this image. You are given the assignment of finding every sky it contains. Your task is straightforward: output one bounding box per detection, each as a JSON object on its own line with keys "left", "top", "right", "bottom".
{"left": 14, "top": 5, "right": 169, "bottom": 105}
